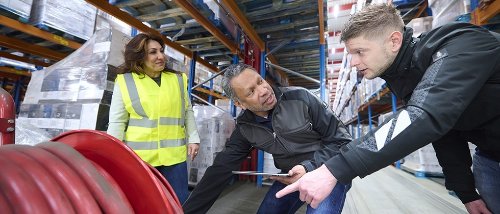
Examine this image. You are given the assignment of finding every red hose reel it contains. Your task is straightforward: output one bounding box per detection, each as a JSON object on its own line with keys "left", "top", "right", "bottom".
{"left": 0, "top": 87, "right": 15, "bottom": 146}
{"left": 0, "top": 130, "right": 183, "bottom": 213}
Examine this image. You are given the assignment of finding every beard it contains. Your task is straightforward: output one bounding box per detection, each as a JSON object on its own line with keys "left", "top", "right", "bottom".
{"left": 373, "top": 49, "right": 397, "bottom": 78}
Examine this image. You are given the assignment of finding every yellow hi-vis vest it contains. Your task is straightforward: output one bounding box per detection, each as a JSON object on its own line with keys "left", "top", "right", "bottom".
{"left": 116, "top": 72, "right": 188, "bottom": 166}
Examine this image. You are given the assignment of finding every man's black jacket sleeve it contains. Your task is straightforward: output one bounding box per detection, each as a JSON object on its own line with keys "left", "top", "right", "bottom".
{"left": 432, "top": 131, "right": 479, "bottom": 203}
{"left": 300, "top": 90, "right": 352, "bottom": 172}
{"left": 324, "top": 26, "right": 500, "bottom": 197}
{"left": 183, "top": 128, "right": 252, "bottom": 214}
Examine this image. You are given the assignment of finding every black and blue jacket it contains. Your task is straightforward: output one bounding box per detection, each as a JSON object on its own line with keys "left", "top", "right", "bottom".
{"left": 326, "top": 22, "right": 500, "bottom": 204}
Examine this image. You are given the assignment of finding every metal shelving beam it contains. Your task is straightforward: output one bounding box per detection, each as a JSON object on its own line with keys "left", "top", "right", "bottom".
{"left": 190, "top": 45, "right": 226, "bottom": 52}
{"left": 0, "top": 52, "right": 52, "bottom": 68}
{"left": 0, "top": 66, "right": 31, "bottom": 77}
{"left": 193, "top": 87, "right": 225, "bottom": 99}
{"left": 135, "top": 8, "right": 185, "bottom": 22}
{"left": 471, "top": 0, "right": 500, "bottom": 25}
{"left": 220, "top": 0, "right": 265, "bottom": 51}
{"left": 359, "top": 87, "right": 391, "bottom": 112}
{"left": 84, "top": 0, "right": 218, "bottom": 72}
{"left": 318, "top": 0, "right": 326, "bottom": 100}
{"left": 0, "top": 15, "right": 82, "bottom": 49}
{"left": 0, "top": 72, "right": 27, "bottom": 81}
{"left": 0, "top": 35, "right": 68, "bottom": 61}
{"left": 176, "top": 36, "right": 219, "bottom": 45}
{"left": 173, "top": 0, "right": 238, "bottom": 54}
{"left": 255, "top": 18, "right": 318, "bottom": 34}
{"left": 267, "top": 62, "right": 319, "bottom": 84}
{"left": 220, "top": 0, "right": 292, "bottom": 85}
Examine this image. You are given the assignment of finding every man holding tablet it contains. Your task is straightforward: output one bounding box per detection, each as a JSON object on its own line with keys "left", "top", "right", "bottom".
{"left": 183, "top": 63, "right": 352, "bottom": 214}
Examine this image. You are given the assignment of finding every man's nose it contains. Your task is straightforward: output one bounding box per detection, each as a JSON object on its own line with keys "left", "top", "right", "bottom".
{"left": 257, "top": 85, "right": 268, "bottom": 96}
{"left": 350, "top": 54, "right": 360, "bottom": 67}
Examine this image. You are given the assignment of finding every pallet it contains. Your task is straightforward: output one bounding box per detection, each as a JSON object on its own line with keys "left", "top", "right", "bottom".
{"left": 0, "top": 4, "right": 30, "bottom": 23}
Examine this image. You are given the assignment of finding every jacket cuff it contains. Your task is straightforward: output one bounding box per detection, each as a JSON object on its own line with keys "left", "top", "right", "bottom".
{"left": 454, "top": 190, "right": 481, "bottom": 204}
{"left": 300, "top": 160, "right": 315, "bottom": 172}
{"left": 324, "top": 154, "right": 357, "bottom": 184}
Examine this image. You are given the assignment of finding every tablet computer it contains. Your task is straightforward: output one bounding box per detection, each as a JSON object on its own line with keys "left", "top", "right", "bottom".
{"left": 232, "top": 171, "right": 290, "bottom": 177}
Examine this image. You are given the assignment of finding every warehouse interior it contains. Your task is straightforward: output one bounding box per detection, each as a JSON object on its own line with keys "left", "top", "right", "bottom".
{"left": 0, "top": 0, "right": 499, "bottom": 213}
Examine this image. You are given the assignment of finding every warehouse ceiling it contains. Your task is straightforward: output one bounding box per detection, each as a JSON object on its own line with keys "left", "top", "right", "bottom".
{"left": 0, "top": 0, "right": 431, "bottom": 95}
{"left": 113, "top": 0, "right": 326, "bottom": 89}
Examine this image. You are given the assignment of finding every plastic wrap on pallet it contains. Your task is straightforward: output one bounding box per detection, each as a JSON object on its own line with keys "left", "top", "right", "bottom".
{"left": 213, "top": 75, "right": 224, "bottom": 94}
{"left": 188, "top": 106, "right": 235, "bottom": 185}
{"left": 0, "top": 0, "right": 32, "bottom": 20}
{"left": 402, "top": 144, "right": 444, "bottom": 175}
{"left": 17, "top": 103, "right": 109, "bottom": 137}
{"left": 263, "top": 152, "right": 280, "bottom": 174}
{"left": 403, "top": 142, "right": 477, "bottom": 176}
{"left": 192, "top": 62, "right": 212, "bottom": 88}
{"left": 406, "top": 16, "right": 433, "bottom": 37}
{"left": 378, "top": 111, "right": 394, "bottom": 125}
{"left": 165, "top": 44, "right": 190, "bottom": 76}
{"left": 214, "top": 99, "right": 232, "bottom": 113}
{"left": 19, "top": 28, "right": 130, "bottom": 137}
{"left": 95, "top": 9, "right": 132, "bottom": 36}
{"left": 29, "top": 0, "right": 97, "bottom": 40}
{"left": 23, "top": 28, "right": 128, "bottom": 104}
{"left": 429, "top": 0, "right": 470, "bottom": 28}
{"left": 14, "top": 118, "right": 51, "bottom": 146}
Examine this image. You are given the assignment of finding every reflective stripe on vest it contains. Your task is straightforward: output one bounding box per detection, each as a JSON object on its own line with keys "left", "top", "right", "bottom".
{"left": 126, "top": 138, "right": 187, "bottom": 150}
{"left": 123, "top": 73, "right": 147, "bottom": 117}
{"left": 128, "top": 117, "right": 185, "bottom": 128}
{"left": 177, "top": 74, "right": 185, "bottom": 123}
{"left": 122, "top": 72, "right": 187, "bottom": 150}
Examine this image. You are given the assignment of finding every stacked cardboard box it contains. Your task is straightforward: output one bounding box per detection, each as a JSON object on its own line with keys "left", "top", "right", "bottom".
{"left": 407, "top": 16, "right": 434, "bottom": 37}
{"left": 188, "top": 106, "right": 235, "bottom": 185}
{"left": 29, "top": 0, "right": 97, "bottom": 40}
{"left": 402, "top": 142, "right": 477, "bottom": 176}
{"left": 18, "top": 28, "right": 130, "bottom": 137}
{"left": 0, "top": 0, "right": 32, "bottom": 20}
{"left": 429, "top": 0, "right": 469, "bottom": 28}
{"left": 402, "top": 144, "right": 444, "bottom": 176}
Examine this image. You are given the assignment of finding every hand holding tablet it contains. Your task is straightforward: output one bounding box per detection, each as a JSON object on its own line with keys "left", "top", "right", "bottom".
{"left": 232, "top": 171, "right": 290, "bottom": 177}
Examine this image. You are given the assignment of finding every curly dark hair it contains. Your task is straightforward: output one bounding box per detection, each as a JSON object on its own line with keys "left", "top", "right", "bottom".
{"left": 221, "top": 63, "right": 256, "bottom": 100}
{"left": 118, "top": 33, "right": 177, "bottom": 76}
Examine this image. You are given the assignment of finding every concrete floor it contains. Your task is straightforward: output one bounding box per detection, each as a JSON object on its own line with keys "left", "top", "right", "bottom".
{"left": 206, "top": 166, "right": 467, "bottom": 214}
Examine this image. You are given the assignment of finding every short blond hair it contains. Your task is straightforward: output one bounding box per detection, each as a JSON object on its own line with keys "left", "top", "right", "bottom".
{"left": 341, "top": 4, "right": 404, "bottom": 42}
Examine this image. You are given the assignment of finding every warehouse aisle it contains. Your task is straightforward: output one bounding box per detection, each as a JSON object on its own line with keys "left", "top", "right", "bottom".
{"left": 342, "top": 167, "right": 466, "bottom": 214}
{"left": 206, "top": 166, "right": 467, "bottom": 213}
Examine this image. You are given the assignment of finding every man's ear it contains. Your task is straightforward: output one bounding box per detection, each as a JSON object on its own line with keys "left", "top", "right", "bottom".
{"left": 389, "top": 31, "right": 403, "bottom": 52}
{"left": 233, "top": 99, "right": 246, "bottom": 110}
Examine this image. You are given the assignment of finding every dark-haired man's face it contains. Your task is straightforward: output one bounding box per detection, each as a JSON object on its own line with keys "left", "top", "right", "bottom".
{"left": 345, "top": 33, "right": 400, "bottom": 80}
{"left": 231, "top": 68, "right": 276, "bottom": 117}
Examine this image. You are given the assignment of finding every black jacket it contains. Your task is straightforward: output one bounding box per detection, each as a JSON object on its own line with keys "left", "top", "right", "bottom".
{"left": 183, "top": 87, "right": 352, "bottom": 214}
{"left": 325, "top": 22, "right": 500, "bottom": 204}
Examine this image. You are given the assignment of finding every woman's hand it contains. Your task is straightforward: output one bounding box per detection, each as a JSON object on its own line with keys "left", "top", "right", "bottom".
{"left": 187, "top": 143, "right": 200, "bottom": 161}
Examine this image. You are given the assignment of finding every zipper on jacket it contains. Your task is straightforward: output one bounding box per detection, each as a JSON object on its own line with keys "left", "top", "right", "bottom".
{"left": 238, "top": 120, "right": 291, "bottom": 154}
{"left": 280, "top": 122, "right": 312, "bottom": 135}
{"left": 238, "top": 121, "right": 275, "bottom": 137}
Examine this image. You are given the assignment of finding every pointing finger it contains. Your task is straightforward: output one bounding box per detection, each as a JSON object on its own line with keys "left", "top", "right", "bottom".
{"left": 276, "top": 181, "right": 299, "bottom": 198}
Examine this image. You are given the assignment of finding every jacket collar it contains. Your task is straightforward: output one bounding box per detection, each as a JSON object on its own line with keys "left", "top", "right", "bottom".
{"left": 379, "top": 27, "right": 422, "bottom": 100}
{"left": 380, "top": 27, "right": 415, "bottom": 79}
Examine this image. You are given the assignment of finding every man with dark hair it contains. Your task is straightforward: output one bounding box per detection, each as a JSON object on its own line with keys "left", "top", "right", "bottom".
{"left": 183, "top": 63, "right": 352, "bottom": 213}
{"left": 277, "top": 4, "right": 500, "bottom": 214}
